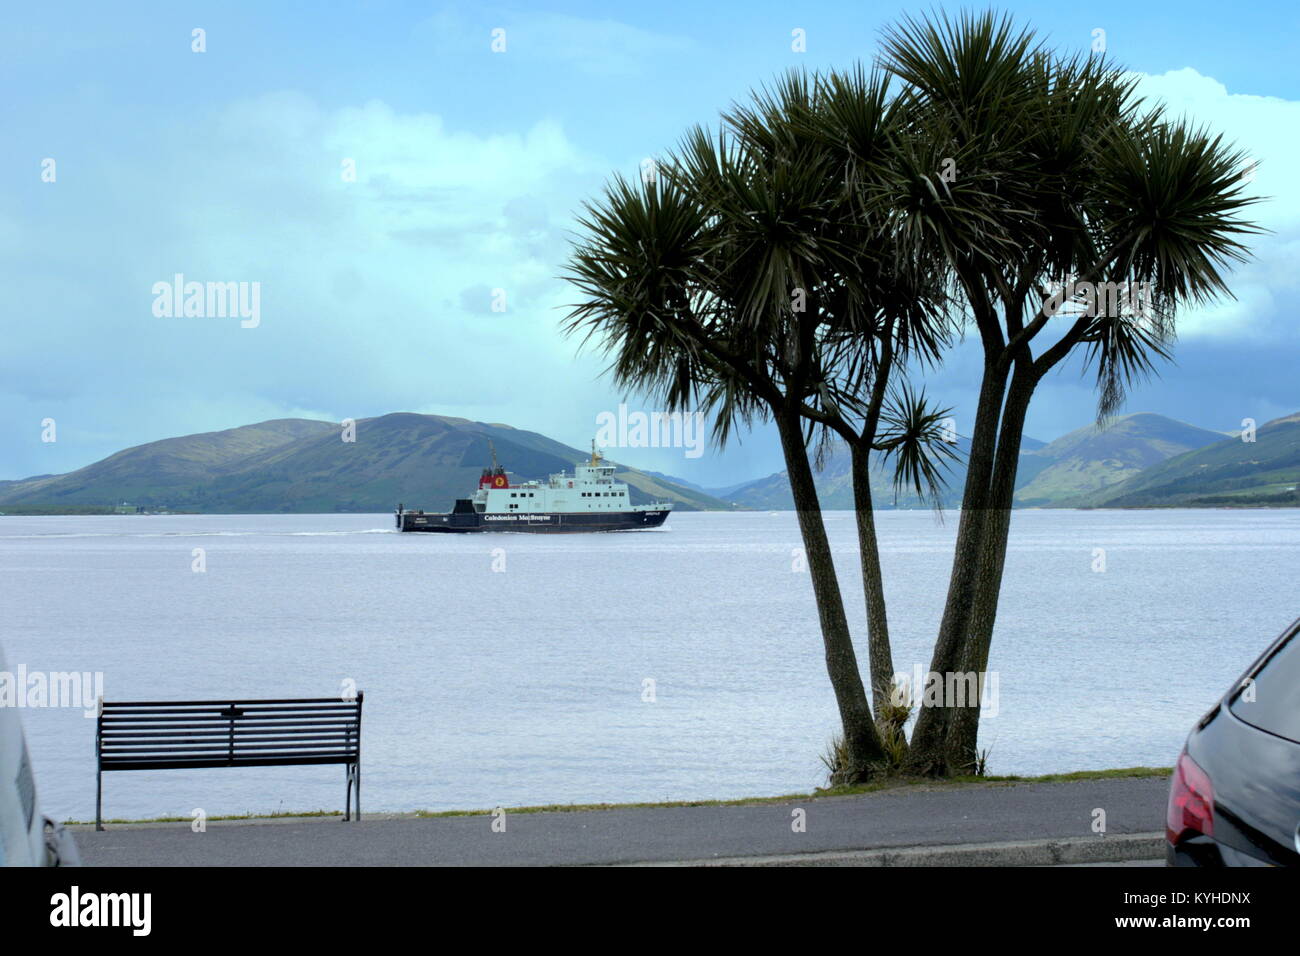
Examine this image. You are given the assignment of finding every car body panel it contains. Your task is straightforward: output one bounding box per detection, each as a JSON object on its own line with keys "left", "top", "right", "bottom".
{"left": 1167, "top": 618, "right": 1300, "bottom": 867}
{"left": 0, "top": 645, "right": 78, "bottom": 866}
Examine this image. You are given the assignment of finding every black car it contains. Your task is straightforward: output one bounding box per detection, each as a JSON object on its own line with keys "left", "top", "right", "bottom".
{"left": 1167, "top": 617, "right": 1300, "bottom": 866}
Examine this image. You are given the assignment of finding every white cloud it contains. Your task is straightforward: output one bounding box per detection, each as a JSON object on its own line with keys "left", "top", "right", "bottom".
{"left": 0, "top": 90, "right": 626, "bottom": 477}
{"left": 1131, "top": 68, "right": 1300, "bottom": 341}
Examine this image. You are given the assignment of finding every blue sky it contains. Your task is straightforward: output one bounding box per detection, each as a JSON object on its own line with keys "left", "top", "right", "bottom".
{"left": 3, "top": 1, "right": 1297, "bottom": 486}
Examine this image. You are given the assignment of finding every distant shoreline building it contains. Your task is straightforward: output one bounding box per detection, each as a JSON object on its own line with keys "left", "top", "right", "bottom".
{"left": 112, "top": 502, "right": 170, "bottom": 515}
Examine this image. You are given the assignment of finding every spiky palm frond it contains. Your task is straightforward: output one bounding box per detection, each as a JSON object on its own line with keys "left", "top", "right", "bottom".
{"left": 877, "top": 8, "right": 1262, "bottom": 424}
{"left": 565, "top": 8, "right": 1262, "bottom": 465}
{"left": 1096, "top": 120, "right": 1264, "bottom": 308}
{"left": 874, "top": 383, "right": 961, "bottom": 505}
{"left": 879, "top": 10, "right": 1043, "bottom": 141}
{"left": 564, "top": 174, "right": 719, "bottom": 408}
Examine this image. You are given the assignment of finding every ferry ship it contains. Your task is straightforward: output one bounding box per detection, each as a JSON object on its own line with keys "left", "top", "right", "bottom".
{"left": 396, "top": 443, "right": 672, "bottom": 533}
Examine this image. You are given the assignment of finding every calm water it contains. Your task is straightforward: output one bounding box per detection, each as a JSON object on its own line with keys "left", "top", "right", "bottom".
{"left": 3, "top": 509, "right": 1298, "bottom": 821}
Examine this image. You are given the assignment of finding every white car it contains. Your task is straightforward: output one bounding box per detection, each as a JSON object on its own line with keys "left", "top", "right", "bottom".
{"left": 0, "top": 645, "right": 79, "bottom": 866}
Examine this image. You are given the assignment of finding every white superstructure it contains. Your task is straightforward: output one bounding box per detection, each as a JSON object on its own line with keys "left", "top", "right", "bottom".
{"left": 471, "top": 445, "right": 672, "bottom": 516}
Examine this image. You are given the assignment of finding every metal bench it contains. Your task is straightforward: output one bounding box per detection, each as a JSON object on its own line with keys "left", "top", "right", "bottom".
{"left": 95, "top": 694, "right": 363, "bottom": 830}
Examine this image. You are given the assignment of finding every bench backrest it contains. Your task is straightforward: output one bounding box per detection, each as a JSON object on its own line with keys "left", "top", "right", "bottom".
{"left": 97, "top": 695, "right": 363, "bottom": 771}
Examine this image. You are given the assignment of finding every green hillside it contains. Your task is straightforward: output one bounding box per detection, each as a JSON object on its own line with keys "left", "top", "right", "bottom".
{"left": 1096, "top": 412, "right": 1300, "bottom": 507}
{"left": 0, "top": 414, "right": 734, "bottom": 514}
{"left": 724, "top": 438, "right": 977, "bottom": 510}
{"left": 1014, "top": 413, "right": 1226, "bottom": 507}
{"left": 0, "top": 419, "right": 334, "bottom": 506}
{"left": 722, "top": 413, "right": 1228, "bottom": 510}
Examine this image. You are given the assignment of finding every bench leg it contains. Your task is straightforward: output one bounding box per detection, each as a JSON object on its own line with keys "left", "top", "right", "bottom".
{"left": 344, "top": 764, "right": 352, "bottom": 822}
{"left": 96, "top": 768, "right": 103, "bottom": 831}
{"left": 342, "top": 763, "right": 360, "bottom": 822}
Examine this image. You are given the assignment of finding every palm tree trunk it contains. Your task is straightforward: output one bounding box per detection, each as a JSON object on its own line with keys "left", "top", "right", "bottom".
{"left": 944, "top": 367, "right": 1037, "bottom": 770}
{"left": 903, "top": 357, "right": 1009, "bottom": 775}
{"left": 776, "top": 407, "right": 885, "bottom": 779}
{"left": 850, "top": 442, "right": 896, "bottom": 714}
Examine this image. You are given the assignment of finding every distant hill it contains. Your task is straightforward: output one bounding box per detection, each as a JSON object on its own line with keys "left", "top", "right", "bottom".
{"left": 706, "top": 478, "right": 769, "bottom": 500}
{"left": 636, "top": 469, "right": 709, "bottom": 493}
{"left": 720, "top": 412, "right": 1233, "bottom": 510}
{"left": 1096, "top": 412, "right": 1300, "bottom": 507}
{"left": 10, "top": 409, "right": 1280, "bottom": 515}
{"left": 1014, "top": 413, "right": 1226, "bottom": 507}
{"left": 0, "top": 414, "right": 735, "bottom": 514}
{"left": 0, "top": 419, "right": 334, "bottom": 505}
{"left": 724, "top": 436, "right": 983, "bottom": 510}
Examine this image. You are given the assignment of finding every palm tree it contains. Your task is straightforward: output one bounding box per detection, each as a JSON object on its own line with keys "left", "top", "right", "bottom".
{"left": 565, "top": 123, "right": 899, "bottom": 777}
{"left": 564, "top": 9, "right": 1259, "bottom": 784}
{"left": 564, "top": 72, "right": 956, "bottom": 780}
{"left": 723, "top": 69, "right": 959, "bottom": 722}
{"left": 875, "top": 10, "right": 1264, "bottom": 775}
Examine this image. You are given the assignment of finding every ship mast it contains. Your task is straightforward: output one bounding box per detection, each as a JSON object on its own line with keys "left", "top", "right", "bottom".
{"left": 481, "top": 438, "right": 507, "bottom": 486}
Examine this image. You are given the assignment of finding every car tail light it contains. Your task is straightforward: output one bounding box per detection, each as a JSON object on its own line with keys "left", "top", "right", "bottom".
{"left": 1166, "top": 749, "right": 1215, "bottom": 844}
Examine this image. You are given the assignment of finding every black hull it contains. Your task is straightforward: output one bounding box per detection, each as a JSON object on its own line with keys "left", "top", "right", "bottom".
{"left": 397, "top": 508, "right": 669, "bottom": 533}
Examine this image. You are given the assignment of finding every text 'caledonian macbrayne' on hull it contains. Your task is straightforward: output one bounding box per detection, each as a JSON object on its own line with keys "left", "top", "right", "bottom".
{"left": 395, "top": 443, "right": 672, "bottom": 533}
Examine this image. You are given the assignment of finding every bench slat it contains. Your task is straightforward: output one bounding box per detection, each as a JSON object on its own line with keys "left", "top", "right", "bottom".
{"left": 102, "top": 719, "right": 357, "bottom": 730}
{"left": 100, "top": 728, "right": 356, "bottom": 743}
{"left": 101, "top": 708, "right": 358, "bottom": 720}
{"left": 100, "top": 754, "right": 356, "bottom": 771}
{"left": 98, "top": 717, "right": 358, "bottom": 723}
{"left": 102, "top": 738, "right": 356, "bottom": 751}
{"left": 100, "top": 697, "right": 354, "bottom": 707}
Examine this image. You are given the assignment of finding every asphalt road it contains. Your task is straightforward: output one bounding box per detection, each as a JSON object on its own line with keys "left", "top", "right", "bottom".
{"left": 76, "top": 776, "right": 1169, "bottom": 866}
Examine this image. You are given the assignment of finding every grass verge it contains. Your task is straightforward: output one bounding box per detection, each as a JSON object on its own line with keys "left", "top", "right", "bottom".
{"left": 69, "top": 765, "right": 1171, "bottom": 826}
